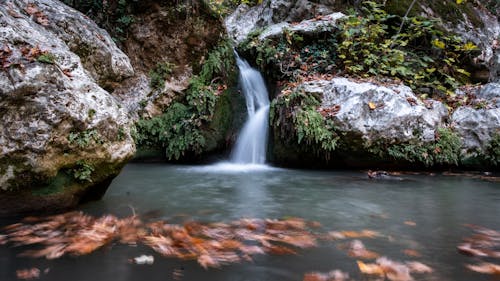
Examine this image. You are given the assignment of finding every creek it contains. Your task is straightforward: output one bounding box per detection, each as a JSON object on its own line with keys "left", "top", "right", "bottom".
{"left": 1, "top": 164, "right": 499, "bottom": 281}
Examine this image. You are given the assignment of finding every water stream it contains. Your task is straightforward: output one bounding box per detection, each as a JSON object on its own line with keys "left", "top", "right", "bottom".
{"left": 1, "top": 164, "right": 498, "bottom": 281}
{"left": 230, "top": 54, "right": 270, "bottom": 165}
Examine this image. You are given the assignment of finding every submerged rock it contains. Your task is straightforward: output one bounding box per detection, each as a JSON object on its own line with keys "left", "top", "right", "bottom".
{"left": 0, "top": 0, "right": 135, "bottom": 215}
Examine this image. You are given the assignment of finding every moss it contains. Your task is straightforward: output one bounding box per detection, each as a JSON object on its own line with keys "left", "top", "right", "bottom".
{"left": 203, "top": 89, "right": 233, "bottom": 152}
{"left": 31, "top": 171, "right": 73, "bottom": 196}
{"left": 367, "top": 127, "right": 462, "bottom": 167}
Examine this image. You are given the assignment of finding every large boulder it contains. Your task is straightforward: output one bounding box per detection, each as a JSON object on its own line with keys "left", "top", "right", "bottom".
{"left": 316, "top": 78, "right": 448, "bottom": 143}
{"left": 0, "top": 0, "right": 135, "bottom": 215}
{"left": 270, "top": 78, "right": 461, "bottom": 168}
{"left": 451, "top": 83, "right": 500, "bottom": 164}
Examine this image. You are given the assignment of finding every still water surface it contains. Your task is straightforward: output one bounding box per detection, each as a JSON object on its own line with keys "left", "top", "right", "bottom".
{"left": 1, "top": 163, "right": 499, "bottom": 281}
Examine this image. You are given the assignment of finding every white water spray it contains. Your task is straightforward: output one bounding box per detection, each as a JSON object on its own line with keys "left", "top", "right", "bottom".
{"left": 230, "top": 54, "right": 270, "bottom": 164}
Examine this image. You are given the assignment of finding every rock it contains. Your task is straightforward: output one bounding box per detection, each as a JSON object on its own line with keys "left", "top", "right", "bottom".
{"left": 452, "top": 83, "right": 500, "bottom": 153}
{"left": 270, "top": 78, "right": 454, "bottom": 168}
{"left": 225, "top": 0, "right": 337, "bottom": 43}
{"left": 312, "top": 78, "right": 448, "bottom": 143}
{"left": 258, "top": 12, "right": 345, "bottom": 41}
{"left": 0, "top": 0, "right": 135, "bottom": 215}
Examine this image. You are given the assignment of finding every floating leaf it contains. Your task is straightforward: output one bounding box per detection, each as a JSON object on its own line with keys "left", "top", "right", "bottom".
{"left": 16, "top": 268, "right": 40, "bottom": 280}
{"left": 357, "top": 260, "right": 384, "bottom": 276}
{"left": 466, "top": 263, "right": 500, "bottom": 275}
{"left": 368, "top": 102, "right": 377, "bottom": 110}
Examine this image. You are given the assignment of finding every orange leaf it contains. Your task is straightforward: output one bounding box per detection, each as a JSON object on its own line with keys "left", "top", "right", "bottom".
{"left": 357, "top": 260, "right": 384, "bottom": 276}
{"left": 368, "top": 102, "right": 376, "bottom": 110}
{"left": 466, "top": 263, "right": 500, "bottom": 275}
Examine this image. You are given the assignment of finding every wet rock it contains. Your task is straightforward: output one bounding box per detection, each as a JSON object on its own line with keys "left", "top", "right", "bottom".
{"left": 0, "top": 0, "right": 135, "bottom": 215}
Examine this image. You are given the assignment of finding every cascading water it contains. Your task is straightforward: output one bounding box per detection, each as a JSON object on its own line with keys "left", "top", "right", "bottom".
{"left": 230, "top": 54, "right": 270, "bottom": 164}
{"left": 187, "top": 53, "right": 275, "bottom": 172}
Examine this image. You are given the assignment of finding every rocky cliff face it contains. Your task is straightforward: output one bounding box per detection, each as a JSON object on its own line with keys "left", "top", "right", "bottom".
{"left": 0, "top": 0, "right": 136, "bottom": 215}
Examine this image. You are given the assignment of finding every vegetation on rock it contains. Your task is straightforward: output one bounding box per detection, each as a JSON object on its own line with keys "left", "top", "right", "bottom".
{"left": 271, "top": 89, "right": 339, "bottom": 160}
{"left": 135, "top": 39, "right": 236, "bottom": 160}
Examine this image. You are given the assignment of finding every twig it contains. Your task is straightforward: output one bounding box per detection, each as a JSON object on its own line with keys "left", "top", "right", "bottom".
{"left": 390, "top": 0, "right": 418, "bottom": 48}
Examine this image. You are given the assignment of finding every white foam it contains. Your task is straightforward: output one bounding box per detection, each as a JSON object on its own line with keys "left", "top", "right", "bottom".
{"left": 182, "top": 162, "right": 280, "bottom": 173}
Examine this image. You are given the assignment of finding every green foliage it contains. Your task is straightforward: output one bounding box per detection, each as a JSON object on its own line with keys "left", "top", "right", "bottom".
{"left": 135, "top": 103, "right": 206, "bottom": 160}
{"left": 87, "top": 109, "right": 96, "bottom": 119}
{"left": 484, "top": 133, "right": 500, "bottom": 166}
{"left": 62, "top": 0, "right": 136, "bottom": 42}
{"left": 198, "top": 38, "right": 235, "bottom": 83}
{"left": 149, "top": 62, "right": 175, "bottom": 90}
{"left": 36, "top": 53, "right": 56, "bottom": 64}
{"left": 271, "top": 89, "right": 339, "bottom": 159}
{"left": 239, "top": 25, "right": 337, "bottom": 81}
{"left": 337, "top": 1, "right": 478, "bottom": 97}
{"left": 71, "top": 160, "right": 95, "bottom": 182}
{"left": 374, "top": 127, "right": 462, "bottom": 166}
{"left": 68, "top": 129, "right": 103, "bottom": 148}
{"left": 117, "top": 127, "right": 126, "bottom": 141}
{"left": 136, "top": 39, "right": 236, "bottom": 160}
{"left": 294, "top": 109, "right": 339, "bottom": 152}
{"left": 206, "top": 0, "right": 262, "bottom": 17}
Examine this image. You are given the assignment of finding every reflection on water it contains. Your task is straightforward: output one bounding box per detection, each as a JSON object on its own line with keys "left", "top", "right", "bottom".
{"left": 0, "top": 163, "right": 499, "bottom": 281}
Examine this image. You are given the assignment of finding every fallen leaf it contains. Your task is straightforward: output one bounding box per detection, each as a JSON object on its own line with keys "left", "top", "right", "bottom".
{"left": 16, "top": 268, "right": 40, "bottom": 280}
{"left": 347, "top": 240, "right": 379, "bottom": 259}
{"left": 402, "top": 249, "right": 421, "bottom": 257}
{"left": 377, "top": 257, "right": 413, "bottom": 281}
{"left": 368, "top": 102, "right": 377, "bottom": 110}
{"left": 303, "top": 270, "right": 349, "bottom": 281}
{"left": 466, "top": 263, "right": 500, "bottom": 275}
{"left": 357, "top": 260, "right": 384, "bottom": 276}
{"left": 24, "top": 3, "right": 40, "bottom": 15}
{"left": 406, "top": 261, "right": 433, "bottom": 273}
{"left": 35, "top": 13, "right": 49, "bottom": 26}
{"left": 404, "top": 221, "right": 416, "bottom": 227}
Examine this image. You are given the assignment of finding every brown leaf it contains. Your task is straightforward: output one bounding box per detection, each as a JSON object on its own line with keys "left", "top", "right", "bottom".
{"left": 404, "top": 221, "right": 416, "bottom": 227}
{"left": 402, "top": 249, "right": 421, "bottom": 257}
{"left": 35, "top": 13, "right": 49, "bottom": 26}
{"left": 466, "top": 263, "right": 500, "bottom": 275}
{"left": 16, "top": 268, "right": 40, "bottom": 280}
{"left": 24, "top": 4, "right": 39, "bottom": 15}
{"left": 303, "top": 270, "right": 349, "bottom": 281}
{"left": 62, "top": 69, "right": 73, "bottom": 78}
{"left": 357, "top": 260, "right": 384, "bottom": 276}
{"left": 406, "top": 97, "right": 417, "bottom": 106}
{"left": 347, "top": 240, "right": 379, "bottom": 259}
{"left": 406, "top": 261, "right": 433, "bottom": 274}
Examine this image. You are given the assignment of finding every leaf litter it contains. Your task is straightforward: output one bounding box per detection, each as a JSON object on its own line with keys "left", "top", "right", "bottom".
{"left": 5, "top": 211, "right": 498, "bottom": 280}
{"left": 458, "top": 225, "right": 500, "bottom": 275}
{"left": 1, "top": 212, "right": 318, "bottom": 269}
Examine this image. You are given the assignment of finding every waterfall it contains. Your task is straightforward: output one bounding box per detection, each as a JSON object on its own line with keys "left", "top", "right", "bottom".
{"left": 230, "top": 54, "right": 270, "bottom": 164}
